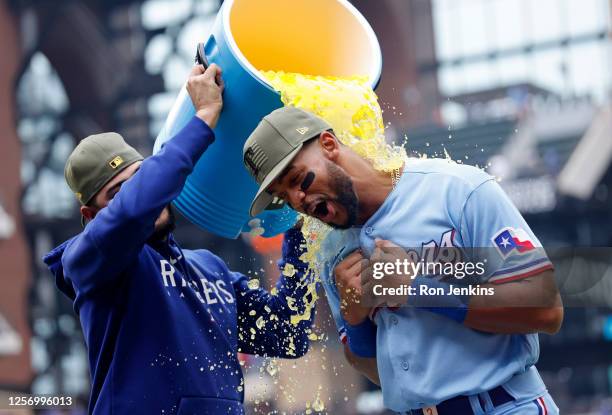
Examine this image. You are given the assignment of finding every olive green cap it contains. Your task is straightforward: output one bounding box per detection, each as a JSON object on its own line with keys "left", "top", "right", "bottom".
{"left": 65, "top": 132, "right": 144, "bottom": 207}
{"left": 243, "top": 106, "right": 331, "bottom": 217}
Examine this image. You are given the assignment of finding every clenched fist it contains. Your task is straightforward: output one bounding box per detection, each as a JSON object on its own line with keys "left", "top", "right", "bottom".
{"left": 366, "top": 238, "right": 414, "bottom": 307}
{"left": 334, "top": 250, "right": 372, "bottom": 326}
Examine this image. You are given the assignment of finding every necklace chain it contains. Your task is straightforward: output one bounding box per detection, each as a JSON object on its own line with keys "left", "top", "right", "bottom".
{"left": 391, "top": 167, "right": 401, "bottom": 189}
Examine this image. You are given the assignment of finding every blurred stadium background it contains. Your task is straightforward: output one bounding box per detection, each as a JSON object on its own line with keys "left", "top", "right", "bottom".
{"left": 0, "top": 0, "right": 611, "bottom": 413}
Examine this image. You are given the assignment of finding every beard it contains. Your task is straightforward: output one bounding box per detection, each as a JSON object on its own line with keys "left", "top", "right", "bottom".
{"left": 326, "top": 162, "right": 359, "bottom": 229}
{"left": 147, "top": 205, "right": 176, "bottom": 244}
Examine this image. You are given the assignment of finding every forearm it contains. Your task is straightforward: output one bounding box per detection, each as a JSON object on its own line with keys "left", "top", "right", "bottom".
{"left": 465, "top": 273, "right": 563, "bottom": 334}
{"left": 237, "top": 306, "right": 311, "bottom": 358}
{"left": 237, "top": 228, "right": 314, "bottom": 358}
{"left": 464, "top": 305, "right": 563, "bottom": 334}
{"left": 271, "top": 227, "right": 313, "bottom": 321}
{"left": 416, "top": 271, "right": 563, "bottom": 334}
{"left": 65, "top": 117, "right": 215, "bottom": 289}
{"left": 236, "top": 287, "right": 314, "bottom": 358}
{"left": 86, "top": 117, "right": 214, "bottom": 255}
{"left": 93, "top": 116, "right": 214, "bottom": 230}
{"left": 343, "top": 344, "right": 380, "bottom": 386}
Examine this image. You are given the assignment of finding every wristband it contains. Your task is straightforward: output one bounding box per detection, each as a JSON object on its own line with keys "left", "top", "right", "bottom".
{"left": 345, "top": 319, "right": 377, "bottom": 358}
{"left": 410, "top": 276, "right": 469, "bottom": 323}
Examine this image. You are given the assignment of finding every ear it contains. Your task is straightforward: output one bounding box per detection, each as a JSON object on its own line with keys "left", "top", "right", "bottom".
{"left": 317, "top": 131, "right": 340, "bottom": 161}
{"left": 80, "top": 205, "right": 97, "bottom": 221}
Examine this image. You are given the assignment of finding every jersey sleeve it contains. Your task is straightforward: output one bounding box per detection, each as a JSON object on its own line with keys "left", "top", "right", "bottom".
{"left": 63, "top": 117, "right": 215, "bottom": 296}
{"left": 458, "top": 179, "right": 553, "bottom": 284}
{"left": 232, "top": 228, "right": 314, "bottom": 358}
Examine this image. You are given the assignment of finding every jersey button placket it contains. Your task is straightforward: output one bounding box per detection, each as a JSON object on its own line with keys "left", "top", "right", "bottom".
{"left": 365, "top": 226, "right": 374, "bottom": 236}
{"left": 401, "top": 360, "right": 409, "bottom": 371}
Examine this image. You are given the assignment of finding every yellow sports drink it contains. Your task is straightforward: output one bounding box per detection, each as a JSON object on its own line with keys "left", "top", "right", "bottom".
{"left": 262, "top": 71, "right": 406, "bottom": 172}
{"left": 154, "top": 0, "right": 383, "bottom": 239}
{"left": 260, "top": 70, "right": 407, "bottom": 326}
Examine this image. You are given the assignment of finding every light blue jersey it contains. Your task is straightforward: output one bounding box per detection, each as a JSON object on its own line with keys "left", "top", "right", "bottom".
{"left": 318, "top": 158, "right": 554, "bottom": 412}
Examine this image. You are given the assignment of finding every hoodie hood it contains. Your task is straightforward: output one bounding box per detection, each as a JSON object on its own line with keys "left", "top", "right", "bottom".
{"left": 43, "top": 237, "right": 77, "bottom": 301}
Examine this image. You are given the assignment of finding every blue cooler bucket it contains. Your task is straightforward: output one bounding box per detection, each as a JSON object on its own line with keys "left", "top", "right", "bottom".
{"left": 154, "top": 0, "right": 382, "bottom": 239}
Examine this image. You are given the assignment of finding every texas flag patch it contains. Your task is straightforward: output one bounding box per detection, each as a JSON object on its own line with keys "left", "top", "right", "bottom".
{"left": 493, "top": 227, "right": 535, "bottom": 258}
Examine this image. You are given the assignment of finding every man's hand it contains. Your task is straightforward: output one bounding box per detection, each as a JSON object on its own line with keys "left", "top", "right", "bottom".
{"left": 187, "top": 63, "right": 224, "bottom": 128}
{"left": 365, "top": 238, "right": 414, "bottom": 307}
{"left": 334, "top": 250, "right": 372, "bottom": 325}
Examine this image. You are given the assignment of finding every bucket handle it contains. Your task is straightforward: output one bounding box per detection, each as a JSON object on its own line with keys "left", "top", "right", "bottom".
{"left": 195, "top": 42, "right": 209, "bottom": 69}
{"left": 195, "top": 36, "right": 220, "bottom": 86}
{"left": 195, "top": 36, "right": 220, "bottom": 68}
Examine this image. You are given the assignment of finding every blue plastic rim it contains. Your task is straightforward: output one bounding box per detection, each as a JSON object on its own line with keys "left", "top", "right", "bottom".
{"left": 154, "top": 0, "right": 382, "bottom": 239}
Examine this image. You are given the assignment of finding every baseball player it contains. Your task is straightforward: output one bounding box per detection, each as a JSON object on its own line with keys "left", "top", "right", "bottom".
{"left": 42, "top": 66, "right": 314, "bottom": 414}
{"left": 242, "top": 107, "right": 563, "bottom": 414}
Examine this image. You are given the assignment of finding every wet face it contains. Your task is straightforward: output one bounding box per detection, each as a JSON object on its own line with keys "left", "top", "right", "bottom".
{"left": 81, "top": 161, "right": 175, "bottom": 241}
{"left": 268, "top": 132, "right": 359, "bottom": 229}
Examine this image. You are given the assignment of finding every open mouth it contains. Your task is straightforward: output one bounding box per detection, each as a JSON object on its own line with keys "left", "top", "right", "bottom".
{"left": 308, "top": 200, "right": 335, "bottom": 222}
{"left": 313, "top": 201, "right": 328, "bottom": 217}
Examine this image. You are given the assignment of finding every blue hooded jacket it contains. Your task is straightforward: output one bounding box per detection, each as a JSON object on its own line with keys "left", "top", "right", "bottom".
{"left": 43, "top": 117, "right": 314, "bottom": 415}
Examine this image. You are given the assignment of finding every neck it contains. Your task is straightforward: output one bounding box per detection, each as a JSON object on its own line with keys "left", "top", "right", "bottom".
{"left": 341, "top": 153, "right": 399, "bottom": 224}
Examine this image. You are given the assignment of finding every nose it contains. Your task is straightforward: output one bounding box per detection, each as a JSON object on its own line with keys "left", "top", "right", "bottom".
{"left": 287, "top": 188, "right": 306, "bottom": 212}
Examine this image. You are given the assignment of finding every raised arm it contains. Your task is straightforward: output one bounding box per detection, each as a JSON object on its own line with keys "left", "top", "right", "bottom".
{"left": 63, "top": 65, "right": 224, "bottom": 295}
{"left": 233, "top": 227, "right": 316, "bottom": 358}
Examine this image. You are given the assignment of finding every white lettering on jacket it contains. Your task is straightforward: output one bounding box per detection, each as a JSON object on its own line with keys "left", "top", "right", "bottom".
{"left": 160, "top": 259, "right": 236, "bottom": 305}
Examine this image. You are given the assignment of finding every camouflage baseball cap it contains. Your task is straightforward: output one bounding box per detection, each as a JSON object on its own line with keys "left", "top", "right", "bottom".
{"left": 65, "top": 132, "right": 143, "bottom": 207}
{"left": 243, "top": 106, "right": 331, "bottom": 217}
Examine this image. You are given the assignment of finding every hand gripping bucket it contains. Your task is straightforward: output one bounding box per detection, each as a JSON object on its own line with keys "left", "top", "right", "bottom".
{"left": 153, "top": 0, "right": 382, "bottom": 239}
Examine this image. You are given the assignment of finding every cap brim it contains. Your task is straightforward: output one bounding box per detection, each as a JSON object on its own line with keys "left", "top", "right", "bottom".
{"left": 249, "top": 144, "right": 303, "bottom": 217}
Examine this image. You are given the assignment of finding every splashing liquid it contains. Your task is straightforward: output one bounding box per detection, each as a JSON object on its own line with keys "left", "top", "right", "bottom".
{"left": 262, "top": 71, "right": 405, "bottom": 172}
{"left": 259, "top": 71, "right": 407, "bottom": 326}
